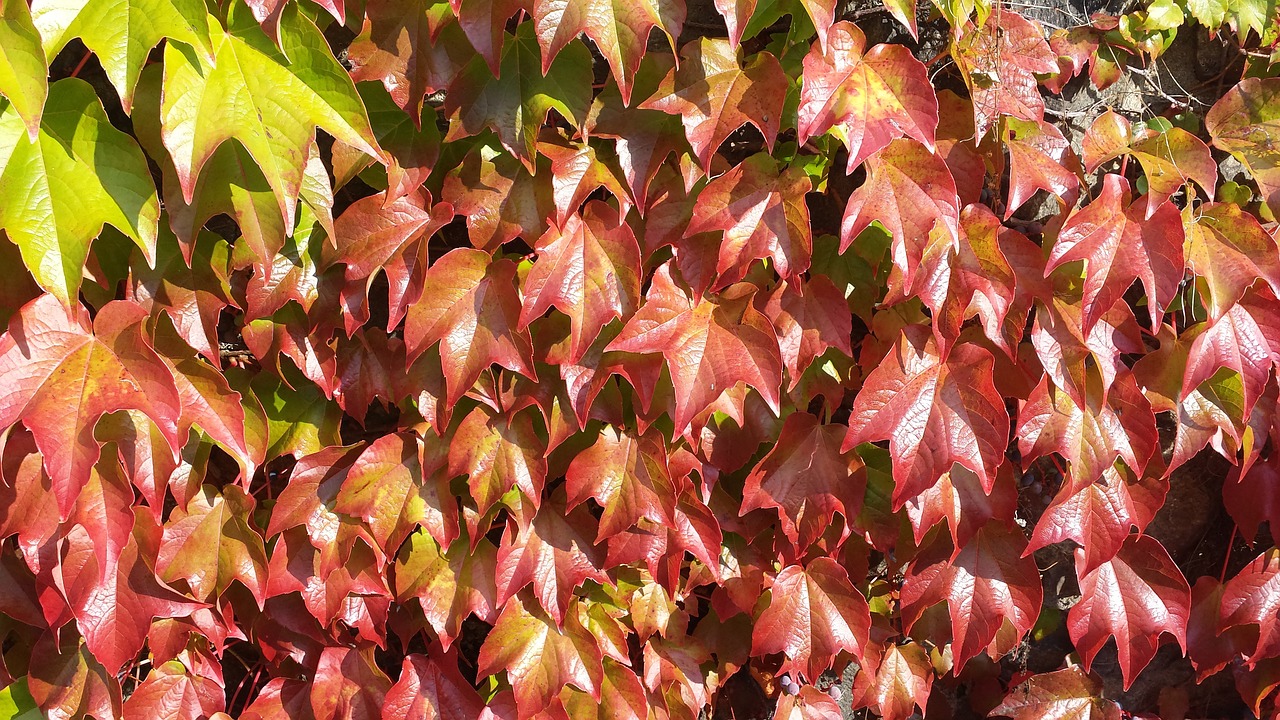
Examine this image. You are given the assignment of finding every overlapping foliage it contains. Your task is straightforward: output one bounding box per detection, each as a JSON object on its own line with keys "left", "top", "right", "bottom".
{"left": 1, "top": 0, "right": 1280, "bottom": 716}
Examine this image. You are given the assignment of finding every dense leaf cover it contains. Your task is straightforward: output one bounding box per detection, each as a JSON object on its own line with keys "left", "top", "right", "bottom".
{"left": 2, "top": 0, "right": 1280, "bottom": 716}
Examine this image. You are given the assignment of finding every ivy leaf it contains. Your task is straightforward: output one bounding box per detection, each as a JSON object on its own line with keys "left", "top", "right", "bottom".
{"left": 844, "top": 326, "right": 1009, "bottom": 507}
{"left": 761, "top": 275, "right": 853, "bottom": 390}
{"left": 1208, "top": 77, "right": 1280, "bottom": 216}
{"left": 1183, "top": 202, "right": 1280, "bottom": 321}
{"left": 26, "top": 635, "right": 121, "bottom": 720}
{"left": 775, "top": 686, "right": 844, "bottom": 720}
{"left": 1031, "top": 296, "right": 1143, "bottom": 411}
{"left": 751, "top": 558, "right": 871, "bottom": 682}
{"left": 441, "top": 142, "right": 552, "bottom": 251}
{"left": 1068, "top": 534, "right": 1190, "bottom": 690}
{"left": 121, "top": 660, "right": 224, "bottom": 719}
{"left": 477, "top": 594, "right": 604, "bottom": 717}
{"left": 1046, "top": 174, "right": 1184, "bottom": 333}
{"left": 0, "top": 296, "right": 181, "bottom": 516}
{"left": 539, "top": 138, "right": 632, "bottom": 225}
{"left": 404, "top": 248, "right": 536, "bottom": 406}
{"left": 1180, "top": 293, "right": 1280, "bottom": 423}
{"left": 900, "top": 523, "right": 1042, "bottom": 672}
{"left": 796, "top": 21, "right": 938, "bottom": 172}
{"left": 157, "top": 484, "right": 269, "bottom": 604}
{"left": 520, "top": 201, "right": 643, "bottom": 365}
{"left": 384, "top": 651, "right": 488, "bottom": 720}
{"left": 687, "top": 152, "right": 813, "bottom": 289}
{"left": 853, "top": 639, "right": 932, "bottom": 720}
{"left": 990, "top": 666, "right": 1122, "bottom": 720}
{"left": 565, "top": 424, "right": 677, "bottom": 542}
{"left": 59, "top": 518, "right": 203, "bottom": 675}
{"left": 1027, "top": 462, "right": 1167, "bottom": 574}
{"left": 335, "top": 431, "right": 459, "bottom": 554}
{"left": 1003, "top": 118, "right": 1081, "bottom": 219}
{"left": 448, "top": 406, "right": 547, "bottom": 520}
{"left": 309, "top": 646, "right": 391, "bottom": 720}
{"left": 741, "top": 412, "right": 863, "bottom": 551}
{"left": 1082, "top": 110, "right": 1216, "bottom": 210}
{"left": 346, "top": 0, "right": 469, "bottom": 119}
{"left": 561, "top": 658, "right": 650, "bottom": 720}
{"left": 395, "top": 530, "right": 498, "bottom": 650}
{"left": 0, "top": 78, "right": 160, "bottom": 305}
{"left": 531, "top": 0, "right": 683, "bottom": 106}
{"left": 904, "top": 463, "right": 1017, "bottom": 549}
{"left": 839, "top": 139, "right": 961, "bottom": 293}
{"left": 444, "top": 22, "right": 593, "bottom": 169}
{"left": 31, "top": 0, "right": 211, "bottom": 112}
{"left": 606, "top": 263, "right": 782, "bottom": 434}
{"left": 639, "top": 38, "right": 788, "bottom": 170}
{"left": 586, "top": 53, "right": 687, "bottom": 206}
{"left": 1017, "top": 373, "right": 1158, "bottom": 492}
{"left": 0, "top": 0, "right": 47, "bottom": 139}
{"left": 1221, "top": 548, "right": 1280, "bottom": 665}
{"left": 953, "top": 10, "right": 1057, "bottom": 139}
{"left": 159, "top": 2, "right": 379, "bottom": 233}
{"left": 127, "top": 231, "right": 230, "bottom": 367}
{"left": 912, "top": 203, "right": 1018, "bottom": 356}
{"left": 495, "top": 492, "right": 609, "bottom": 627}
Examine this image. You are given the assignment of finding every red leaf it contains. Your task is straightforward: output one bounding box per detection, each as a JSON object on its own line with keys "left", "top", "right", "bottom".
{"left": 405, "top": 248, "right": 535, "bottom": 405}
{"left": 531, "top": 0, "right": 682, "bottom": 106}
{"left": 448, "top": 406, "right": 547, "bottom": 520}
{"left": 751, "top": 558, "right": 871, "bottom": 681}
{"left": 121, "top": 659, "right": 224, "bottom": 719}
{"left": 1016, "top": 373, "right": 1158, "bottom": 492}
{"left": 566, "top": 424, "right": 676, "bottom": 542}
{"left": 774, "top": 686, "right": 843, "bottom": 720}
{"left": 840, "top": 139, "right": 960, "bottom": 292}
{"left": 348, "top": 7, "right": 469, "bottom": 117}
{"left": 394, "top": 531, "right": 498, "bottom": 650}
{"left": 990, "top": 666, "right": 1121, "bottom": 720}
{"left": 900, "top": 522, "right": 1042, "bottom": 671}
{"left": 607, "top": 263, "right": 782, "bottom": 433}
{"left": 0, "top": 296, "right": 181, "bottom": 516}
{"left": 741, "top": 412, "right": 863, "bottom": 551}
{"left": 640, "top": 38, "right": 787, "bottom": 170}
{"left": 1221, "top": 547, "right": 1280, "bottom": 665}
{"left": 844, "top": 326, "right": 1009, "bottom": 507}
{"left": 335, "top": 431, "right": 459, "bottom": 554}
{"left": 476, "top": 594, "right": 604, "bottom": 717}
{"left": 797, "top": 21, "right": 937, "bottom": 171}
{"left": 1004, "top": 118, "right": 1081, "bottom": 218}
{"left": 519, "top": 201, "right": 642, "bottom": 364}
{"left": 495, "top": 492, "right": 608, "bottom": 626}
{"left": 852, "top": 638, "right": 932, "bottom": 720}
{"left": 953, "top": 10, "right": 1057, "bottom": 139}
{"left": 1045, "top": 174, "right": 1184, "bottom": 333}
{"left": 1028, "top": 462, "right": 1167, "bottom": 574}
{"left": 687, "top": 153, "right": 812, "bottom": 288}
{"left": 310, "top": 645, "right": 391, "bottom": 720}
{"left": 1068, "top": 534, "right": 1190, "bottom": 690}
{"left": 59, "top": 516, "right": 203, "bottom": 675}
{"left": 384, "top": 650, "right": 487, "bottom": 720}
{"left": 903, "top": 463, "right": 1017, "bottom": 549}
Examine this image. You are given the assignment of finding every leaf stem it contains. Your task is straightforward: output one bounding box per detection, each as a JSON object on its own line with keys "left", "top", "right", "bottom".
{"left": 69, "top": 50, "right": 92, "bottom": 78}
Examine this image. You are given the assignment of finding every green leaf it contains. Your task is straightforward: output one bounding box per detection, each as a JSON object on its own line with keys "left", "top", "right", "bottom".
{"left": 0, "top": 679, "right": 45, "bottom": 720}
{"left": 443, "top": 22, "right": 594, "bottom": 170}
{"left": 31, "top": 0, "right": 211, "bottom": 112}
{"left": 159, "top": 1, "right": 379, "bottom": 232}
{"left": 0, "top": 0, "right": 47, "bottom": 141}
{"left": 0, "top": 77, "right": 159, "bottom": 305}
{"left": 248, "top": 364, "right": 341, "bottom": 461}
